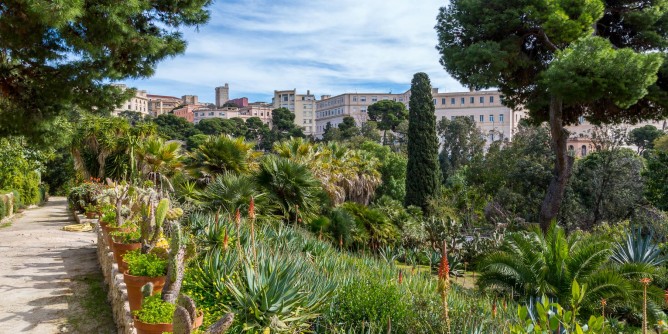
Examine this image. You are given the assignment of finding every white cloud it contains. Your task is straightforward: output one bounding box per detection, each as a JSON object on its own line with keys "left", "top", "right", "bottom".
{"left": 126, "top": 0, "right": 464, "bottom": 102}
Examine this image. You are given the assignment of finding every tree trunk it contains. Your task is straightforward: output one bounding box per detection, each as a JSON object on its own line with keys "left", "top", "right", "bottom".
{"left": 539, "top": 96, "right": 574, "bottom": 232}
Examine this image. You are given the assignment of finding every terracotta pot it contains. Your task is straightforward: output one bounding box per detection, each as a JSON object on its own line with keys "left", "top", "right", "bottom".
{"left": 133, "top": 317, "right": 172, "bottom": 334}
{"left": 193, "top": 310, "right": 204, "bottom": 329}
{"left": 123, "top": 272, "right": 166, "bottom": 312}
{"left": 111, "top": 240, "right": 141, "bottom": 273}
{"left": 85, "top": 211, "right": 96, "bottom": 219}
{"left": 105, "top": 226, "right": 121, "bottom": 248}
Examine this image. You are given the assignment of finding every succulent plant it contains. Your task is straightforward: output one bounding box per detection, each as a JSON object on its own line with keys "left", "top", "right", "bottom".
{"left": 172, "top": 294, "right": 234, "bottom": 334}
{"left": 161, "top": 221, "right": 187, "bottom": 303}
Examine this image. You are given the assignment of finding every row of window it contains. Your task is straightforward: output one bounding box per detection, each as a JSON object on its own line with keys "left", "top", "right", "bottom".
{"left": 444, "top": 114, "right": 505, "bottom": 123}
{"left": 195, "top": 112, "right": 225, "bottom": 117}
{"left": 317, "top": 108, "right": 345, "bottom": 118}
{"left": 433, "top": 95, "right": 497, "bottom": 106}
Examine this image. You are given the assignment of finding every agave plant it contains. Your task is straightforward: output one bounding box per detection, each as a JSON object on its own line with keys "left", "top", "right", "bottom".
{"left": 225, "top": 249, "right": 335, "bottom": 332}
{"left": 611, "top": 228, "right": 666, "bottom": 266}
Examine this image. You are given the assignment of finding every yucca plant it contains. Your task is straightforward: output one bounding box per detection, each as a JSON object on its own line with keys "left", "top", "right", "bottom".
{"left": 225, "top": 249, "right": 336, "bottom": 332}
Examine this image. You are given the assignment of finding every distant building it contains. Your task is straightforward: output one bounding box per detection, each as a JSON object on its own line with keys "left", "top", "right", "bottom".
{"left": 432, "top": 89, "right": 526, "bottom": 143}
{"left": 227, "top": 97, "right": 249, "bottom": 108}
{"left": 215, "top": 84, "right": 230, "bottom": 108}
{"left": 314, "top": 91, "right": 411, "bottom": 138}
{"left": 172, "top": 105, "right": 197, "bottom": 123}
{"left": 148, "top": 94, "right": 182, "bottom": 116}
{"left": 192, "top": 102, "right": 273, "bottom": 126}
{"left": 273, "top": 89, "right": 317, "bottom": 135}
{"left": 565, "top": 118, "right": 668, "bottom": 157}
{"left": 112, "top": 84, "right": 149, "bottom": 116}
{"left": 182, "top": 95, "right": 199, "bottom": 105}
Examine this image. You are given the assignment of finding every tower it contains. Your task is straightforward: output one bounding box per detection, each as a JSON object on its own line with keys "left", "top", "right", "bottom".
{"left": 215, "top": 84, "right": 229, "bottom": 108}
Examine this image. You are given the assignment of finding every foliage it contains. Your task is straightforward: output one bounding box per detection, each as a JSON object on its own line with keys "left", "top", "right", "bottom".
{"left": 225, "top": 249, "right": 335, "bottom": 332}
{"left": 197, "top": 173, "right": 264, "bottom": 216}
{"left": 340, "top": 202, "right": 400, "bottom": 250}
{"left": 153, "top": 114, "right": 201, "bottom": 142}
{"left": 0, "top": 0, "right": 211, "bottom": 140}
{"left": 565, "top": 148, "right": 644, "bottom": 230}
{"left": 124, "top": 250, "right": 168, "bottom": 277}
{"left": 269, "top": 107, "right": 305, "bottom": 142}
{"left": 136, "top": 136, "right": 184, "bottom": 190}
{"left": 133, "top": 295, "right": 176, "bottom": 324}
{"left": 405, "top": 72, "right": 440, "bottom": 213}
{"left": 0, "top": 137, "right": 45, "bottom": 206}
{"left": 611, "top": 229, "right": 666, "bottom": 267}
{"left": 367, "top": 100, "right": 408, "bottom": 146}
{"left": 187, "top": 135, "right": 260, "bottom": 183}
{"left": 255, "top": 155, "right": 323, "bottom": 222}
{"left": 437, "top": 116, "right": 485, "bottom": 182}
{"left": 628, "top": 125, "right": 664, "bottom": 154}
{"left": 359, "top": 141, "right": 407, "bottom": 202}
{"left": 644, "top": 150, "right": 668, "bottom": 211}
{"left": 110, "top": 222, "right": 141, "bottom": 244}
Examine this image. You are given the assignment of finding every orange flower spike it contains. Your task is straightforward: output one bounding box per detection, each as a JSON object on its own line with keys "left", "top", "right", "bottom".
{"left": 664, "top": 289, "right": 668, "bottom": 305}
{"left": 223, "top": 229, "right": 229, "bottom": 251}
{"left": 398, "top": 270, "right": 403, "bottom": 284}
{"left": 249, "top": 196, "right": 256, "bottom": 220}
{"left": 640, "top": 277, "right": 652, "bottom": 285}
{"left": 235, "top": 208, "right": 241, "bottom": 225}
{"left": 438, "top": 253, "right": 450, "bottom": 281}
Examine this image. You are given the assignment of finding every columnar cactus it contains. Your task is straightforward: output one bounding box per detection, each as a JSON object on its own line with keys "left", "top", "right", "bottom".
{"left": 161, "top": 221, "right": 187, "bottom": 303}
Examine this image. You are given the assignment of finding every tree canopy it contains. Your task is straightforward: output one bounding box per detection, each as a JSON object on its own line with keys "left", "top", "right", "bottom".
{"left": 367, "top": 100, "right": 408, "bottom": 145}
{"left": 0, "top": 0, "right": 212, "bottom": 141}
{"left": 436, "top": 0, "right": 668, "bottom": 230}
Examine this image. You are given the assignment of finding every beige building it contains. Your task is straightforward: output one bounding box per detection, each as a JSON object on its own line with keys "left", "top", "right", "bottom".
{"left": 215, "top": 84, "right": 230, "bottom": 108}
{"left": 192, "top": 103, "right": 273, "bottom": 125}
{"left": 148, "top": 94, "right": 182, "bottom": 116}
{"left": 112, "top": 84, "right": 149, "bottom": 116}
{"left": 273, "top": 89, "right": 317, "bottom": 136}
{"left": 565, "top": 118, "right": 668, "bottom": 157}
{"left": 432, "top": 89, "right": 526, "bottom": 143}
{"left": 314, "top": 91, "right": 411, "bottom": 138}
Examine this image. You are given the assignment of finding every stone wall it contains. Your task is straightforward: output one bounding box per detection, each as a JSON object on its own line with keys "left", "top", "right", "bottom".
{"left": 92, "top": 216, "right": 137, "bottom": 334}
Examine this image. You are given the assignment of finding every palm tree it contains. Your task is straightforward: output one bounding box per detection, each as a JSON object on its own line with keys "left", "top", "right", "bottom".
{"left": 188, "top": 135, "right": 261, "bottom": 183}
{"left": 71, "top": 116, "right": 130, "bottom": 179}
{"left": 255, "top": 156, "right": 323, "bottom": 222}
{"left": 136, "top": 136, "right": 184, "bottom": 191}
{"left": 478, "top": 223, "right": 665, "bottom": 319}
{"left": 197, "top": 172, "right": 265, "bottom": 216}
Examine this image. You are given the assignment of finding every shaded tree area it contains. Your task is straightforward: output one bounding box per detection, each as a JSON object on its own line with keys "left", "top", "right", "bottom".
{"left": 437, "top": 116, "right": 485, "bottom": 182}
{"left": 436, "top": 0, "right": 668, "bottom": 231}
{"left": 367, "top": 100, "right": 408, "bottom": 146}
{"left": 627, "top": 125, "right": 664, "bottom": 154}
{"left": 0, "top": 0, "right": 212, "bottom": 143}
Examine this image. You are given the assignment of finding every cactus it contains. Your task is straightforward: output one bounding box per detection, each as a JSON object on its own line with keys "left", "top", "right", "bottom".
{"left": 166, "top": 207, "right": 184, "bottom": 220}
{"left": 204, "top": 313, "right": 235, "bottom": 334}
{"left": 161, "top": 221, "right": 187, "bottom": 303}
{"left": 155, "top": 198, "right": 170, "bottom": 229}
{"left": 173, "top": 305, "right": 193, "bottom": 334}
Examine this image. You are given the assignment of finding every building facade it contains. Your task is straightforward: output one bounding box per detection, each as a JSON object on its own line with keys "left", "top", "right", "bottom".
{"left": 172, "top": 105, "right": 197, "bottom": 123}
{"left": 112, "top": 84, "right": 149, "bottom": 116}
{"left": 273, "top": 89, "right": 317, "bottom": 136}
{"left": 565, "top": 118, "right": 668, "bottom": 157}
{"left": 227, "top": 97, "right": 249, "bottom": 108}
{"left": 432, "top": 89, "right": 526, "bottom": 143}
{"left": 215, "top": 84, "right": 230, "bottom": 108}
{"left": 314, "top": 91, "right": 411, "bottom": 138}
{"left": 148, "top": 94, "right": 182, "bottom": 116}
{"left": 192, "top": 103, "right": 273, "bottom": 125}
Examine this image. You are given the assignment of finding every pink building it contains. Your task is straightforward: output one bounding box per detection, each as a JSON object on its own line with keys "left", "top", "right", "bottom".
{"left": 172, "top": 105, "right": 197, "bottom": 123}
{"left": 227, "top": 97, "right": 249, "bottom": 108}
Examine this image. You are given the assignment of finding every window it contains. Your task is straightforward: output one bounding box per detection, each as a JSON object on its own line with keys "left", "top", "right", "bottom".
{"left": 209, "top": 112, "right": 214, "bottom": 116}
{"left": 283, "top": 95, "right": 288, "bottom": 102}
{"left": 451, "top": 98, "right": 456, "bottom": 105}
{"left": 479, "top": 96, "right": 484, "bottom": 103}
{"left": 581, "top": 145, "right": 587, "bottom": 156}
{"left": 451, "top": 116, "right": 455, "bottom": 120}
{"left": 433, "top": 99, "right": 437, "bottom": 105}
{"left": 353, "top": 96, "right": 357, "bottom": 102}
{"left": 490, "top": 96, "right": 494, "bottom": 103}
{"left": 489, "top": 115, "right": 494, "bottom": 122}
{"left": 301, "top": 96, "right": 305, "bottom": 100}
{"left": 382, "top": 96, "right": 389, "bottom": 100}
{"left": 361, "top": 108, "right": 367, "bottom": 113}
{"left": 578, "top": 116, "right": 585, "bottom": 124}
{"left": 461, "top": 97, "right": 465, "bottom": 104}
{"left": 470, "top": 115, "right": 474, "bottom": 121}
{"left": 442, "top": 98, "right": 446, "bottom": 105}
{"left": 479, "top": 115, "right": 484, "bottom": 122}
{"left": 499, "top": 114, "right": 504, "bottom": 122}
{"left": 371, "top": 96, "right": 378, "bottom": 102}
{"left": 360, "top": 96, "right": 366, "bottom": 102}
{"left": 218, "top": 112, "right": 224, "bottom": 116}
{"left": 470, "top": 97, "right": 475, "bottom": 104}
{"left": 399, "top": 98, "right": 404, "bottom": 102}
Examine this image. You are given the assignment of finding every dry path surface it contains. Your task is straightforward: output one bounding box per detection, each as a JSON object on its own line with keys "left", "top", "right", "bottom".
{"left": 0, "top": 197, "right": 115, "bottom": 333}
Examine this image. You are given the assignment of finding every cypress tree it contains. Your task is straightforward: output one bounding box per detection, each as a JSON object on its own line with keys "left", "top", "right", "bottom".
{"left": 405, "top": 73, "right": 440, "bottom": 213}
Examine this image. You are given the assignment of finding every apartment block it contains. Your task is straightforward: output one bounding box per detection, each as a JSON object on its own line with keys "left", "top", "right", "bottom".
{"left": 111, "top": 84, "right": 150, "bottom": 116}
{"left": 432, "top": 89, "right": 526, "bottom": 143}
{"left": 148, "top": 94, "right": 182, "bottom": 116}
{"left": 314, "top": 91, "right": 411, "bottom": 138}
{"left": 273, "top": 89, "right": 317, "bottom": 136}
{"left": 565, "top": 118, "right": 668, "bottom": 157}
{"left": 192, "top": 102, "right": 273, "bottom": 125}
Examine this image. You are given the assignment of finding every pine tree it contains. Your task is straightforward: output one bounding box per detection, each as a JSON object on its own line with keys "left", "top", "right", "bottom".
{"left": 405, "top": 73, "right": 440, "bottom": 213}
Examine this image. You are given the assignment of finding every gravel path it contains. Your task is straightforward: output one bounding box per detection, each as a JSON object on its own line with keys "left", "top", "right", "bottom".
{"left": 0, "top": 197, "right": 115, "bottom": 333}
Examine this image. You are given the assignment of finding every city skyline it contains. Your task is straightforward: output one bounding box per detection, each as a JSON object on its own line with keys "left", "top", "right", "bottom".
{"left": 120, "top": 0, "right": 464, "bottom": 103}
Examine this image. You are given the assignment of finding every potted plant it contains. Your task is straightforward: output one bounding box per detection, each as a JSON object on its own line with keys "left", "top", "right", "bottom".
{"left": 132, "top": 295, "right": 175, "bottom": 334}
{"left": 110, "top": 222, "right": 141, "bottom": 273}
{"left": 84, "top": 203, "right": 98, "bottom": 219}
{"left": 123, "top": 250, "right": 168, "bottom": 312}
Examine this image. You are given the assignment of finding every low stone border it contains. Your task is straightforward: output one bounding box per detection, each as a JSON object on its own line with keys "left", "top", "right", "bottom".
{"left": 95, "top": 221, "right": 136, "bottom": 334}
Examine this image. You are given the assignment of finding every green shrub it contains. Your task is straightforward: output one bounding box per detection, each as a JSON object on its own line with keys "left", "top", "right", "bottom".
{"left": 328, "top": 278, "right": 411, "bottom": 332}
{"left": 0, "top": 197, "right": 5, "bottom": 220}
{"left": 133, "top": 295, "right": 175, "bottom": 324}
{"left": 12, "top": 190, "right": 22, "bottom": 210}
{"left": 123, "top": 250, "right": 167, "bottom": 277}
{"left": 110, "top": 223, "right": 141, "bottom": 244}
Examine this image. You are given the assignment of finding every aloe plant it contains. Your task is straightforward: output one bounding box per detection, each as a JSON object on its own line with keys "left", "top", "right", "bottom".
{"left": 225, "top": 249, "right": 335, "bottom": 332}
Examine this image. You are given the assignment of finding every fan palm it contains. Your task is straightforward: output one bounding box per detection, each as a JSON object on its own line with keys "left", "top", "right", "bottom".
{"left": 255, "top": 156, "right": 323, "bottom": 222}
{"left": 196, "top": 172, "right": 265, "bottom": 216}
{"left": 136, "top": 136, "right": 183, "bottom": 191}
{"left": 188, "top": 135, "right": 261, "bottom": 183}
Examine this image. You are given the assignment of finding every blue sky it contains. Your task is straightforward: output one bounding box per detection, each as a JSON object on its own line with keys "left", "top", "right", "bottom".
{"left": 123, "top": 0, "right": 464, "bottom": 103}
